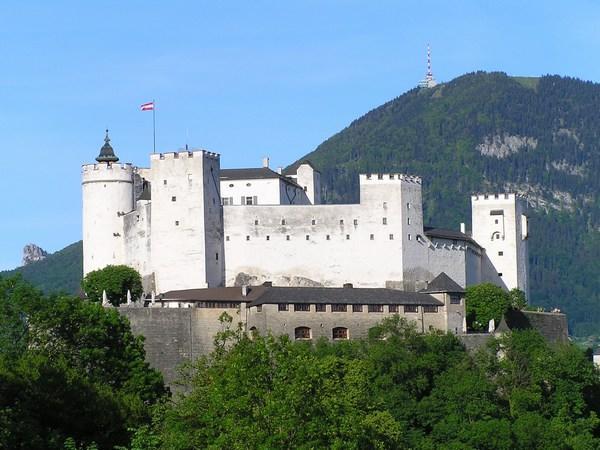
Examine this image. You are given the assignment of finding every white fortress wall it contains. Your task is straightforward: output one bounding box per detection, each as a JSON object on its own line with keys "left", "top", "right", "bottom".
{"left": 201, "top": 153, "right": 225, "bottom": 288}
{"left": 295, "top": 163, "right": 321, "bottom": 204}
{"left": 220, "top": 178, "right": 283, "bottom": 205}
{"left": 150, "top": 151, "right": 221, "bottom": 293}
{"left": 123, "top": 201, "right": 153, "bottom": 291}
{"left": 426, "top": 241, "right": 468, "bottom": 287}
{"left": 82, "top": 163, "right": 134, "bottom": 274}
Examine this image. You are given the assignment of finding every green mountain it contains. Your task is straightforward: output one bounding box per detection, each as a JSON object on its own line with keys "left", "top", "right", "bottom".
{"left": 291, "top": 71, "right": 600, "bottom": 336}
{"left": 1, "top": 241, "right": 83, "bottom": 295}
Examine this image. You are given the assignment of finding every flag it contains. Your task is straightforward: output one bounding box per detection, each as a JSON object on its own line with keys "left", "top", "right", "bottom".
{"left": 140, "top": 101, "right": 154, "bottom": 111}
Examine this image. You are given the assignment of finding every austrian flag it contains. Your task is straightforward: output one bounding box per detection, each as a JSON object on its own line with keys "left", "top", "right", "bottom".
{"left": 140, "top": 101, "right": 154, "bottom": 111}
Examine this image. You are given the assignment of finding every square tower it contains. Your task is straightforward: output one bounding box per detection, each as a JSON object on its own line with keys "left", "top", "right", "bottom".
{"left": 150, "top": 150, "right": 224, "bottom": 293}
{"left": 471, "top": 193, "right": 529, "bottom": 299}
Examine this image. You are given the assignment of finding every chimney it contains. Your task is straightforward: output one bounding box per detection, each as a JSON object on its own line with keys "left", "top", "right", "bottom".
{"left": 262, "top": 156, "right": 270, "bottom": 168}
{"left": 343, "top": 283, "right": 353, "bottom": 289}
{"left": 277, "top": 167, "right": 283, "bottom": 175}
{"left": 460, "top": 223, "right": 466, "bottom": 234}
{"left": 241, "top": 285, "right": 249, "bottom": 297}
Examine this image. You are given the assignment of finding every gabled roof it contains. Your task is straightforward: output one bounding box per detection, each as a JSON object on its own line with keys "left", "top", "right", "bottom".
{"left": 220, "top": 167, "right": 302, "bottom": 188}
{"left": 420, "top": 272, "right": 465, "bottom": 294}
{"left": 161, "top": 286, "right": 266, "bottom": 302}
{"left": 282, "top": 159, "right": 320, "bottom": 176}
{"left": 247, "top": 286, "right": 443, "bottom": 307}
{"left": 424, "top": 226, "right": 482, "bottom": 249}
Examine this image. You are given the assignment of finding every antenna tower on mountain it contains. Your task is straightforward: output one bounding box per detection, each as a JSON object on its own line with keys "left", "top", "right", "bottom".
{"left": 419, "top": 44, "right": 437, "bottom": 89}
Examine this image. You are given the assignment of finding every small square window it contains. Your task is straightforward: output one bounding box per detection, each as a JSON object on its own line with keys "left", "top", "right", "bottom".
{"left": 278, "top": 304, "right": 289, "bottom": 311}
{"left": 406, "top": 202, "right": 411, "bottom": 209}
{"left": 368, "top": 304, "right": 384, "bottom": 313}
{"left": 495, "top": 219, "right": 499, "bottom": 224}
{"left": 407, "top": 218, "right": 411, "bottom": 225}
{"left": 383, "top": 217, "right": 387, "bottom": 225}
{"left": 353, "top": 219, "right": 358, "bottom": 225}
{"left": 311, "top": 219, "right": 316, "bottom": 225}
{"left": 408, "top": 234, "right": 412, "bottom": 240}
{"left": 256, "top": 305, "right": 262, "bottom": 312}
{"left": 281, "top": 219, "right": 286, "bottom": 225}
{"left": 389, "top": 234, "right": 394, "bottom": 240}
{"left": 266, "top": 235, "right": 270, "bottom": 241}
{"left": 450, "top": 295, "right": 461, "bottom": 305}
{"left": 294, "top": 303, "right": 310, "bottom": 312}
{"left": 175, "top": 220, "right": 180, "bottom": 226}
{"left": 163, "top": 179, "right": 167, "bottom": 185}
{"left": 245, "top": 196, "right": 253, "bottom": 205}
{"left": 326, "top": 235, "right": 330, "bottom": 240}
{"left": 346, "top": 234, "right": 350, "bottom": 240}
{"left": 404, "top": 305, "right": 418, "bottom": 313}
{"left": 498, "top": 251, "right": 503, "bottom": 256}
{"left": 370, "top": 234, "right": 374, "bottom": 240}
{"left": 389, "top": 305, "right": 399, "bottom": 313}
{"left": 316, "top": 304, "right": 326, "bottom": 312}
{"left": 171, "top": 196, "right": 176, "bottom": 202}
{"left": 423, "top": 305, "right": 438, "bottom": 313}
{"left": 340, "top": 219, "right": 344, "bottom": 225}
{"left": 352, "top": 304, "right": 363, "bottom": 312}
{"left": 332, "top": 304, "right": 347, "bottom": 312}
{"left": 226, "top": 236, "right": 230, "bottom": 241}
{"left": 215, "top": 252, "right": 219, "bottom": 261}
{"left": 306, "top": 235, "right": 310, "bottom": 240}
{"left": 498, "top": 273, "right": 503, "bottom": 277}
{"left": 254, "top": 219, "right": 259, "bottom": 225}
{"left": 286, "top": 235, "right": 290, "bottom": 241}
{"left": 246, "top": 236, "right": 250, "bottom": 241}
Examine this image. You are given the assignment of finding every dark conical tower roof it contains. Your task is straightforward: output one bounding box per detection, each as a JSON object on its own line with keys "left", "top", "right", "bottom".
{"left": 96, "top": 129, "right": 119, "bottom": 163}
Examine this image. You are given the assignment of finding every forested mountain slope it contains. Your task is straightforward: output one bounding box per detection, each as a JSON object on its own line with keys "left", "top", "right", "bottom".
{"left": 1, "top": 241, "right": 83, "bottom": 295}
{"left": 292, "top": 72, "right": 600, "bottom": 336}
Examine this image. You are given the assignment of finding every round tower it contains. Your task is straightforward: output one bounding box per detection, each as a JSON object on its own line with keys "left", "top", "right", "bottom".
{"left": 82, "top": 130, "right": 134, "bottom": 275}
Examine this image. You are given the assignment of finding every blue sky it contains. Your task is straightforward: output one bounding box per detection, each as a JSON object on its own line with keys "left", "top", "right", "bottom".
{"left": 1, "top": 0, "right": 599, "bottom": 270}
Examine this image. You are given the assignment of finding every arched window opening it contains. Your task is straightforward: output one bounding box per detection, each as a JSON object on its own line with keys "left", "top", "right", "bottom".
{"left": 295, "top": 326, "right": 311, "bottom": 340}
{"left": 332, "top": 327, "right": 349, "bottom": 340}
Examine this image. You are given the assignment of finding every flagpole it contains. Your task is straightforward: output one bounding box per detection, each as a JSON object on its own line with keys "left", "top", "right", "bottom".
{"left": 152, "top": 99, "right": 156, "bottom": 154}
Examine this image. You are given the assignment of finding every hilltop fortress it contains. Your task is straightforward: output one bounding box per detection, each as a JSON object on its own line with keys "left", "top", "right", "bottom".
{"left": 82, "top": 132, "right": 529, "bottom": 297}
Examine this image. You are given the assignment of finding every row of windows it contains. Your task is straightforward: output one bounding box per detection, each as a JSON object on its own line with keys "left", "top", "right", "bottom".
{"left": 274, "top": 304, "right": 439, "bottom": 313}
{"left": 252, "top": 217, "right": 392, "bottom": 226}
{"left": 294, "top": 326, "right": 349, "bottom": 340}
{"left": 231, "top": 233, "right": 415, "bottom": 242}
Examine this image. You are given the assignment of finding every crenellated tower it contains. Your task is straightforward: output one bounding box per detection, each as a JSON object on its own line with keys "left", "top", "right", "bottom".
{"left": 82, "top": 131, "right": 134, "bottom": 275}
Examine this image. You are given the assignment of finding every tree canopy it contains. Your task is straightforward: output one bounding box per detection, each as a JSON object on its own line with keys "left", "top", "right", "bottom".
{"left": 81, "top": 264, "right": 143, "bottom": 306}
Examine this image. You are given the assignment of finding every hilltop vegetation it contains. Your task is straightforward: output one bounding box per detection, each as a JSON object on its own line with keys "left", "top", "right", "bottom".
{"left": 292, "top": 72, "right": 600, "bottom": 336}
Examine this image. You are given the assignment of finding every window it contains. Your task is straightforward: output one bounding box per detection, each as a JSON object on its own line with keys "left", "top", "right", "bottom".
{"left": 498, "top": 251, "right": 503, "bottom": 256}
{"left": 171, "top": 196, "right": 176, "bottom": 202}
{"left": 306, "top": 235, "right": 310, "bottom": 240}
{"left": 266, "top": 235, "right": 270, "bottom": 241}
{"left": 311, "top": 219, "right": 316, "bottom": 225}
{"left": 368, "top": 304, "right": 384, "bottom": 313}
{"left": 331, "top": 304, "right": 347, "bottom": 312}
{"left": 304, "top": 186, "right": 307, "bottom": 191}
{"left": 404, "top": 305, "right": 418, "bottom": 313}
{"left": 352, "top": 304, "right": 363, "bottom": 312}
{"left": 450, "top": 295, "right": 461, "bottom": 305}
{"left": 246, "top": 235, "right": 250, "bottom": 241}
{"left": 332, "top": 327, "right": 348, "bottom": 340}
{"left": 256, "top": 305, "right": 262, "bottom": 312}
{"left": 294, "top": 304, "right": 310, "bottom": 312}
{"left": 175, "top": 220, "right": 180, "bottom": 226}
{"left": 163, "top": 179, "right": 167, "bottom": 185}
{"left": 286, "top": 235, "right": 290, "bottom": 241}
{"left": 389, "top": 234, "right": 394, "bottom": 240}
{"left": 353, "top": 219, "right": 358, "bottom": 225}
{"left": 215, "top": 252, "right": 219, "bottom": 261}
{"left": 246, "top": 182, "right": 252, "bottom": 187}
{"left": 245, "top": 196, "right": 254, "bottom": 205}
{"left": 346, "top": 234, "right": 350, "bottom": 240}
{"left": 226, "top": 235, "right": 230, "bottom": 241}
{"left": 383, "top": 217, "right": 388, "bottom": 225}
{"left": 326, "top": 235, "right": 330, "bottom": 240}
{"left": 495, "top": 219, "right": 499, "bottom": 224}
{"left": 316, "top": 304, "right": 326, "bottom": 312}
{"left": 281, "top": 219, "right": 286, "bottom": 225}
{"left": 278, "top": 304, "right": 289, "bottom": 311}
{"left": 389, "top": 305, "right": 399, "bottom": 313}
{"left": 498, "top": 273, "right": 503, "bottom": 277}
{"left": 222, "top": 197, "right": 232, "bottom": 205}
{"left": 340, "top": 219, "right": 344, "bottom": 225}
{"left": 254, "top": 219, "right": 259, "bottom": 225}
{"left": 407, "top": 218, "right": 411, "bottom": 225}
{"left": 389, "top": 174, "right": 395, "bottom": 179}
{"left": 407, "top": 202, "right": 411, "bottom": 209}
{"left": 378, "top": 174, "right": 383, "bottom": 179}
{"left": 408, "top": 234, "right": 412, "bottom": 241}
{"left": 423, "top": 305, "right": 438, "bottom": 313}
{"left": 294, "top": 326, "right": 311, "bottom": 340}
{"left": 370, "top": 234, "right": 374, "bottom": 240}
{"left": 228, "top": 183, "right": 234, "bottom": 187}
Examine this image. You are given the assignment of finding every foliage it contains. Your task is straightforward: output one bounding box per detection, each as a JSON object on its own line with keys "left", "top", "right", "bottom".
{"left": 0, "top": 275, "right": 168, "bottom": 450}
{"left": 465, "top": 283, "right": 513, "bottom": 331}
{"left": 81, "top": 265, "right": 143, "bottom": 306}
{"left": 289, "top": 72, "right": 600, "bottom": 336}
{"left": 123, "top": 317, "right": 600, "bottom": 449}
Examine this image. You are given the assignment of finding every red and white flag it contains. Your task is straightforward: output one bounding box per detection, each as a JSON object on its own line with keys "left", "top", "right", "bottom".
{"left": 140, "top": 101, "right": 154, "bottom": 111}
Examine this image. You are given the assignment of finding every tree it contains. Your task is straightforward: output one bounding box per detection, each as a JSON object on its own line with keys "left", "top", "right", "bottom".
{"left": 465, "top": 283, "right": 512, "bottom": 332}
{"left": 81, "top": 265, "right": 143, "bottom": 306}
{"left": 508, "top": 288, "right": 527, "bottom": 310}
